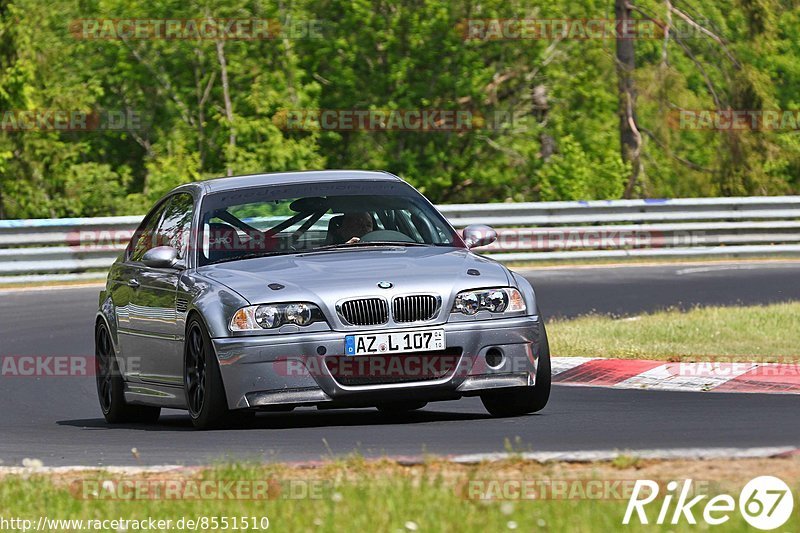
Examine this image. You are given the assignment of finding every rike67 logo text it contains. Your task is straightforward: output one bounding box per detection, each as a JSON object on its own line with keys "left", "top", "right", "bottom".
{"left": 623, "top": 476, "right": 794, "bottom": 530}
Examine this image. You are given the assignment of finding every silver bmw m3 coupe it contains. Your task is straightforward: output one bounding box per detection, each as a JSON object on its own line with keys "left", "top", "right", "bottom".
{"left": 95, "top": 170, "right": 550, "bottom": 428}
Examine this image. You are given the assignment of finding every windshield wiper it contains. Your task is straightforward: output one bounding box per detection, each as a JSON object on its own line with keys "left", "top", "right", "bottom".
{"left": 206, "top": 250, "right": 294, "bottom": 265}
{"left": 298, "top": 241, "right": 429, "bottom": 254}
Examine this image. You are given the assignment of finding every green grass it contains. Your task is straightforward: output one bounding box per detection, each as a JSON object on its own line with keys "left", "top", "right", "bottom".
{"left": 548, "top": 302, "right": 800, "bottom": 361}
{"left": 0, "top": 461, "right": 795, "bottom": 532}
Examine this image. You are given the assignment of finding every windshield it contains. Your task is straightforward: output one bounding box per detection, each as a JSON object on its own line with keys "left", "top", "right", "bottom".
{"left": 197, "top": 180, "right": 462, "bottom": 266}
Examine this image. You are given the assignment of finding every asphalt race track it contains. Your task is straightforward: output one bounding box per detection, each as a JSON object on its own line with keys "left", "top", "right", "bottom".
{"left": 1, "top": 261, "right": 799, "bottom": 467}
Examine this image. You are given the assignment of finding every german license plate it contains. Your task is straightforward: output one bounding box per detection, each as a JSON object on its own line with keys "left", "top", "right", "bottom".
{"left": 345, "top": 329, "right": 445, "bottom": 356}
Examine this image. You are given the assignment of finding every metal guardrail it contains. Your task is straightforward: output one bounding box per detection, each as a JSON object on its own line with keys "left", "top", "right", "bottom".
{"left": 0, "top": 196, "right": 798, "bottom": 284}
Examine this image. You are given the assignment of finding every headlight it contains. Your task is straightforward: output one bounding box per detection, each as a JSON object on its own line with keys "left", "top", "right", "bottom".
{"left": 230, "top": 302, "right": 324, "bottom": 331}
{"left": 452, "top": 288, "right": 526, "bottom": 315}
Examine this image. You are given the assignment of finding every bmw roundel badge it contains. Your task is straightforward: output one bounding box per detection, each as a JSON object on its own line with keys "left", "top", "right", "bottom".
{"left": 377, "top": 281, "right": 393, "bottom": 289}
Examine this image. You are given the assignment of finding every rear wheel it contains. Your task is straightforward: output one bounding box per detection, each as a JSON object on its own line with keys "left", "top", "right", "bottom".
{"left": 481, "top": 326, "right": 551, "bottom": 417}
{"left": 376, "top": 401, "right": 427, "bottom": 414}
{"left": 95, "top": 322, "right": 160, "bottom": 424}
{"left": 185, "top": 317, "right": 253, "bottom": 429}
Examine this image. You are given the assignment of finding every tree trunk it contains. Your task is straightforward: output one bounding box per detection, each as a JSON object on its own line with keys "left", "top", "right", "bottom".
{"left": 615, "top": 0, "right": 643, "bottom": 198}
{"left": 532, "top": 84, "right": 555, "bottom": 161}
{"left": 216, "top": 40, "right": 236, "bottom": 177}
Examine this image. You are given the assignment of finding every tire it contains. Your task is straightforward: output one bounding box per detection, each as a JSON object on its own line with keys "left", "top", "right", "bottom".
{"left": 376, "top": 401, "right": 427, "bottom": 414}
{"left": 184, "top": 317, "right": 253, "bottom": 429}
{"left": 480, "top": 325, "right": 551, "bottom": 417}
{"left": 95, "top": 322, "right": 161, "bottom": 424}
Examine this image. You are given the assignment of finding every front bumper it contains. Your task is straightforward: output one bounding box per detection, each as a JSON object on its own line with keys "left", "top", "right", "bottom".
{"left": 212, "top": 315, "right": 543, "bottom": 410}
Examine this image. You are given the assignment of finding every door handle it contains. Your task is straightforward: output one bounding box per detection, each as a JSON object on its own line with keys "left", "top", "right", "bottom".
{"left": 127, "top": 279, "right": 140, "bottom": 288}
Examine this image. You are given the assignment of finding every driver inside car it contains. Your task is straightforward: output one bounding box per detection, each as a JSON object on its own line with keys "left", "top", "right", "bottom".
{"left": 334, "top": 211, "right": 373, "bottom": 244}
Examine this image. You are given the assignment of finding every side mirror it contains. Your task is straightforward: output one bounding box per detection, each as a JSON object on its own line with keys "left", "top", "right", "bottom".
{"left": 462, "top": 224, "right": 497, "bottom": 249}
{"left": 141, "top": 246, "right": 180, "bottom": 269}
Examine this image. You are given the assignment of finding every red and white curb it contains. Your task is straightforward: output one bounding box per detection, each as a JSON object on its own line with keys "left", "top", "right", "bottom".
{"left": 552, "top": 357, "right": 800, "bottom": 394}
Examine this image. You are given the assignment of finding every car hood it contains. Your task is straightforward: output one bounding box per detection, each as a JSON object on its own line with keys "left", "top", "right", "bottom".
{"left": 199, "top": 246, "right": 511, "bottom": 318}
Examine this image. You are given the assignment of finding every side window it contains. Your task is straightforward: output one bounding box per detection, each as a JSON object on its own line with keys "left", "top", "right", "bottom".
{"left": 128, "top": 201, "right": 169, "bottom": 262}
{"left": 156, "top": 193, "right": 195, "bottom": 260}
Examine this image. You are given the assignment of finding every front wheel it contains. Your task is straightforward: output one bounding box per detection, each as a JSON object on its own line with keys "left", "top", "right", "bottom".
{"left": 480, "top": 325, "right": 551, "bottom": 417}
{"left": 185, "top": 318, "right": 253, "bottom": 429}
{"left": 95, "top": 322, "right": 160, "bottom": 424}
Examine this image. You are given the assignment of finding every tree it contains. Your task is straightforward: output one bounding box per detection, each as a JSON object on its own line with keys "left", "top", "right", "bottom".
{"left": 615, "top": 0, "right": 644, "bottom": 198}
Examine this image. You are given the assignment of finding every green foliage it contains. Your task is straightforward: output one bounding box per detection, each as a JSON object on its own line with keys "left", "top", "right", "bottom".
{"left": 60, "top": 162, "right": 132, "bottom": 216}
{"left": 536, "top": 136, "right": 629, "bottom": 201}
{"left": 0, "top": 0, "right": 798, "bottom": 219}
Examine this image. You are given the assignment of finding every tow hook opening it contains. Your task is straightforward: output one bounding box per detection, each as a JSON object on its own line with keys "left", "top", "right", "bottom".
{"left": 485, "top": 347, "right": 505, "bottom": 369}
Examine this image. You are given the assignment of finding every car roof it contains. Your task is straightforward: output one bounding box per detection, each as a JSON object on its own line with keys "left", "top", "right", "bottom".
{"left": 197, "top": 170, "right": 402, "bottom": 194}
